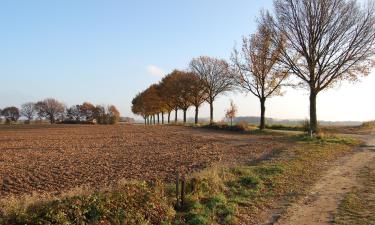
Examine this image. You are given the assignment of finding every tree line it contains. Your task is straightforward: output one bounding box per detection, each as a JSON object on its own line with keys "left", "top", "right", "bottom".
{"left": 0, "top": 98, "right": 120, "bottom": 125}
{"left": 132, "top": 0, "right": 375, "bottom": 133}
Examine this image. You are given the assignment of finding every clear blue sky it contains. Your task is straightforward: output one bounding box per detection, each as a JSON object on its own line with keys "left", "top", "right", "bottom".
{"left": 1, "top": 0, "right": 374, "bottom": 121}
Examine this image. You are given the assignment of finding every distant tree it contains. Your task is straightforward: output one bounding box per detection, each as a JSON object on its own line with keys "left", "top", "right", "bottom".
{"left": 0, "top": 108, "right": 2, "bottom": 124}
{"left": 264, "top": 0, "right": 375, "bottom": 134}
{"left": 108, "top": 105, "right": 120, "bottom": 124}
{"left": 21, "top": 102, "right": 36, "bottom": 124}
{"left": 143, "top": 84, "right": 164, "bottom": 124}
{"left": 1, "top": 107, "right": 20, "bottom": 124}
{"left": 66, "top": 105, "right": 82, "bottom": 121}
{"left": 231, "top": 22, "right": 288, "bottom": 130}
{"left": 35, "top": 98, "right": 65, "bottom": 124}
{"left": 190, "top": 56, "right": 234, "bottom": 123}
{"left": 132, "top": 92, "right": 148, "bottom": 124}
{"left": 93, "top": 105, "right": 106, "bottom": 124}
{"left": 80, "top": 102, "right": 96, "bottom": 122}
{"left": 93, "top": 105, "right": 120, "bottom": 124}
{"left": 225, "top": 100, "right": 237, "bottom": 126}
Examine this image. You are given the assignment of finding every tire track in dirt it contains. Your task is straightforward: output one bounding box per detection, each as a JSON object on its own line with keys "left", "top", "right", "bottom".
{"left": 273, "top": 133, "right": 375, "bottom": 225}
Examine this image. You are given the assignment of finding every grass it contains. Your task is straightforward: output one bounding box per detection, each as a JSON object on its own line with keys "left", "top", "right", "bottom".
{"left": 333, "top": 162, "right": 375, "bottom": 225}
{"left": 0, "top": 134, "right": 359, "bottom": 225}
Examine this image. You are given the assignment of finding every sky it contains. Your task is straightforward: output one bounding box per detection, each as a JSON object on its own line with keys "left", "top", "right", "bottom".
{"left": 0, "top": 0, "right": 374, "bottom": 122}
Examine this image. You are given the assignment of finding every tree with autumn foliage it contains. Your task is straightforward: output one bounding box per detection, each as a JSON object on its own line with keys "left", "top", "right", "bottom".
{"left": 231, "top": 22, "right": 288, "bottom": 130}
{"left": 225, "top": 100, "right": 237, "bottom": 126}
{"left": 159, "top": 70, "right": 185, "bottom": 123}
{"left": 187, "top": 72, "right": 208, "bottom": 124}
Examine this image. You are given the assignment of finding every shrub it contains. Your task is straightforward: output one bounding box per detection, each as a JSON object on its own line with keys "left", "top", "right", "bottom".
{"left": 235, "top": 121, "right": 249, "bottom": 131}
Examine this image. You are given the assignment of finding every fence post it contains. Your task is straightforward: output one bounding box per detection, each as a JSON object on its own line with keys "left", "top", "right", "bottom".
{"left": 176, "top": 171, "right": 180, "bottom": 208}
{"left": 181, "top": 176, "right": 186, "bottom": 208}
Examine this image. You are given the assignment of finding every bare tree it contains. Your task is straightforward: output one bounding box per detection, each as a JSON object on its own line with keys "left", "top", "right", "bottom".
{"left": 232, "top": 23, "right": 288, "bottom": 130}
{"left": 190, "top": 56, "right": 234, "bottom": 123}
{"left": 36, "top": 98, "right": 65, "bottom": 124}
{"left": 265, "top": 0, "right": 375, "bottom": 134}
{"left": 21, "top": 102, "right": 36, "bottom": 124}
{"left": 225, "top": 100, "right": 237, "bottom": 126}
{"left": 1, "top": 107, "right": 20, "bottom": 124}
{"left": 66, "top": 105, "right": 82, "bottom": 121}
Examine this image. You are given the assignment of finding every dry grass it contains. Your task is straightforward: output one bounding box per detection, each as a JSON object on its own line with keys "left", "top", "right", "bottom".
{"left": 333, "top": 161, "right": 375, "bottom": 225}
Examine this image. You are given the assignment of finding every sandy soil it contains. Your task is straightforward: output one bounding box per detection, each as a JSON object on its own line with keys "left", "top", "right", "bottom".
{"left": 274, "top": 132, "right": 375, "bottom": 225}
{"left": 0, "top": 124, "right": 288, "bottom": 197}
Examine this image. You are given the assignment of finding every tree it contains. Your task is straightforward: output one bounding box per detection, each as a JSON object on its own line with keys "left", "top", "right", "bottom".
{"left": 93, "top": 104, "right": 120, "bottom": 124}
{"left": 265, "top": 0, "right": 375, "bottom": 134}
{"left": 66, "top": 105, "right": 82, "bottom": 121}
{"left": 132, "top": 92, "right": 148, "bottom": 124}
{"left": 173, "top": 71, "right": 195, "bottom": 123}
{"left": 188, "top": 73, "right": 208, "bottom": 124}
{"left": 231, "top": 22, "right": 288, "bottom": 130}
{"left": 35, "top": 98, "right": 65, "bottom": 124}
{"left": 159, "top": 71, "right": 184, "bottom": 123}
{"left": 21, "top": 102, "right": 36, "bottom": 124}
{"left": 225, "top": 100, "right": 237, "bottom": 126}
{"left": 190, "top": 56, "right": 234, "bottom": 123}
{"left": 1, "top": 107, "right": 20, "bottom": 124}
{"left": 80, "top": 102, "right": 96, "bottom": 122}
{"left": 108, "top": 105, "right": 120, "bottom": 124}
{"left": 93, "top": 105, "right": 106, "bottom": 124}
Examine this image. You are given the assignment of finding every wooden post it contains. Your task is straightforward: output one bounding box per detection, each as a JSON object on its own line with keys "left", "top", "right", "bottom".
{"left": 176, "top": 172, "right": 180, "bottom": 208}
{"left": 181, "top": 176, "right": 186, "bottom": 208}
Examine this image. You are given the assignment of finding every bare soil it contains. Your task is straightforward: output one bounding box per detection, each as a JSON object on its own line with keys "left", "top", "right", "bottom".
{"left": 0, "top": 124, "right": 289, "bottom": 197}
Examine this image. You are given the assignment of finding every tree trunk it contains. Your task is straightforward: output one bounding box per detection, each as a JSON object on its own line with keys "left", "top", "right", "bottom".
{"left": 183, "top": 109, "right": 187, "bottom": 123}
{"left": 168, "top": 111, "right": 171, "bottom": 123}
{"left": 260, "top": 98, "right": 266, "bottom": 130}
{"left": 162, "top": 112, "right": 164, "bottom": 124}
{"left": 157, "top": 113, "right": 160, "bottom": 124}
{"left": 209, "top": 99, "right": 214, "bottom": 124}
{"left": 195, "top": 106, "right": 199, "bottom": 124}
{"left": 153, "top": 115, "right": 155, "bottom": 124}
{"left": 309, "top": 90, "right": 318, "bottom": 135}
{"left": 175, "top": 108, "right": 178, "bottom": 123}
{"left": 144, "top": 118, "right": 146, "bottom": 125}
{"left": 230, "top": 118, "right": 233, "bottom": 126}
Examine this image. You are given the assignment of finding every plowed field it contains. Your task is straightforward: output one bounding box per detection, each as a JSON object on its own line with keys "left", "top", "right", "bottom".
{"left": 0, "top": 124, "right": 289, "bottom": 197}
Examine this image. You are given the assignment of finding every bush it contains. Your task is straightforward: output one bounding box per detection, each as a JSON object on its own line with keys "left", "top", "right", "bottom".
{"left": 235, "top": 121, "right": 249, "bottom": 131}
{"left": 201, "top": 121, "right": 248, "bottom": 132}
{"left": 361, "top": 120, "right": 375, "bottom": 128}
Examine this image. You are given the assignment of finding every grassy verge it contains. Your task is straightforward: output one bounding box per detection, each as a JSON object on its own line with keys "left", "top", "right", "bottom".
{"left": 0, "top": 135, "right": 358, "bottom": 225}
{"left": 333, "top": 161, "right": 375, "bottom": 225}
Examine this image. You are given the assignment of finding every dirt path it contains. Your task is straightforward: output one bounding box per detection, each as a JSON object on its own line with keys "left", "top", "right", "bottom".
{"left": 274, "top": 133, "right": 375, "bottom": 225}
